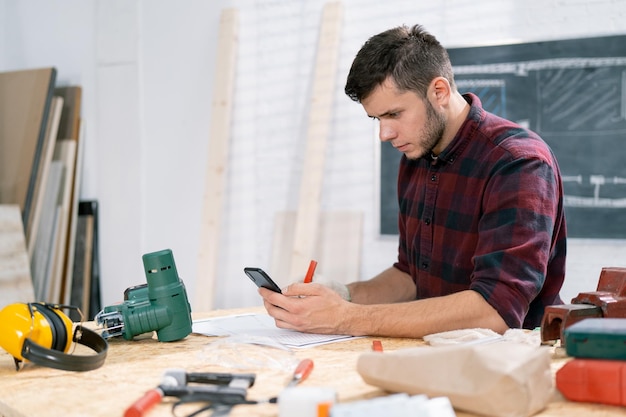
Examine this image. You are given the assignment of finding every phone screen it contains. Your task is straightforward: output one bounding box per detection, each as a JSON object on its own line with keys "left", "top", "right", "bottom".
{"left": 244, "top": 267, "right": 282, "bottom": 293}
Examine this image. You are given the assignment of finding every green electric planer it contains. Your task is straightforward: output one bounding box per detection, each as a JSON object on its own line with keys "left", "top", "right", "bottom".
{"left": 96, "top": 249, "right": 193, "bottom": 342}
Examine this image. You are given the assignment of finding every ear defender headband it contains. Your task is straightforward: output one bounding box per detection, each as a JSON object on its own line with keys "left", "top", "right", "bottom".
{"left": 0, "top": 302, "right": 108, "bottom": 372}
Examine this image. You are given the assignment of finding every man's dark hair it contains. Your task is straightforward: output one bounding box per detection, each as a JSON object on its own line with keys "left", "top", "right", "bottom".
{"left": 344, "top": 24, "right": 455, "bottom": 102}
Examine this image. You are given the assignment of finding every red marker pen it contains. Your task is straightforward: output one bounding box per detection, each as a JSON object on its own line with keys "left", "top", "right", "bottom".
{"left": 304, "top": 260, "right": 318, "bottom": 284}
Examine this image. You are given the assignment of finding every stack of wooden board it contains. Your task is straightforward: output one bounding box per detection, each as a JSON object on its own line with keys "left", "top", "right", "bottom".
{"left": 0, "top": 205, "right": 34, "bottom": 308}
{"left": 0, "top": 67, "right": 98, "bottom": 318}
{"left": 69, "top": 200, "right": 101, "bottom": 320}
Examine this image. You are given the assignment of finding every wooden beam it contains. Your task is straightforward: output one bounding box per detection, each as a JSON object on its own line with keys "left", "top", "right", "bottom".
{"left": 27, "top": 96, "right": 63, "bottom": 257}
{"left": 195, "top": 8, "right": 239, "bottom": 311}
{"left": 58, "top": 87, "right": 84, "bottom": 305}
{"left": 0, "top": 68, "right": 57, "bottom": 230}
{"left": 288, "top": 1, "right": 343, "bottom": 279}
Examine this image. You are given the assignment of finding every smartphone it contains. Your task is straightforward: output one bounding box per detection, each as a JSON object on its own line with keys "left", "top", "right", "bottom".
{"left": 244, "top": 267, "right": 282, "bottom": 293}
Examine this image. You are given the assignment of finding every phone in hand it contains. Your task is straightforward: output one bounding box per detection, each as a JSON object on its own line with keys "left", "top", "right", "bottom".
{"left": 244, "top": 267, "right": 282, "bottom": 293}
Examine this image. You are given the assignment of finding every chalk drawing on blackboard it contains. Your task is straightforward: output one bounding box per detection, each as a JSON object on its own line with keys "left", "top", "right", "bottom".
{"left": 456, "top": 79, "right": 507, "bottom": 119}
{"left": 563, "top": 175, "right": 626, "bottom": 208}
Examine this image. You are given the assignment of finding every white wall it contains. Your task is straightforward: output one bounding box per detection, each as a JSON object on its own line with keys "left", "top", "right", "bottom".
{"left": 1, "top": 0, "right": 625, "bottom": 313}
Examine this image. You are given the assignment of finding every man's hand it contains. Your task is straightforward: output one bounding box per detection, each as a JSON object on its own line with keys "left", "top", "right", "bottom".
{"left": 259, "top": 283, "right": 352, "bottom": 335}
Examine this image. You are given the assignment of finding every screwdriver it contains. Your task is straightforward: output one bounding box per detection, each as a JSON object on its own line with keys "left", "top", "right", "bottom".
{"left": 266, "top": 358, "right": 315, "bottom": 404}
{"left": 124, "top": 387, "right": 163, "bottom": 417}
{"left": 287, "top": 358, "right": 314, "bottom": 387}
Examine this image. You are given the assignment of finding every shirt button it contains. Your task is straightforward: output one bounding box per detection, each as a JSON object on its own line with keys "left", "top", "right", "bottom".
{"left": 424, "top": 218, "right": 431, "bottom": 225}
{"left": 421, "top": 263, "right": 428, "bottom": 269}
{"left": 431, "top": 175, "right": 437, "bottom": 181}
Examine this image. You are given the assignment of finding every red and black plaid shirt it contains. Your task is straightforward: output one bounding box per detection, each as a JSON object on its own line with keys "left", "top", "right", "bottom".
{"left": 393, "top": 93, "right": 567, "bottom": 329}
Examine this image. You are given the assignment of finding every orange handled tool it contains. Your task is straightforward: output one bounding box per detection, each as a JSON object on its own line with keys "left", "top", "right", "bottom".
{"left": 287, "top": 359, "right": 314, "bottom": 387}
{"left": 124, "top": 387, "right": 164, "bottom": 417}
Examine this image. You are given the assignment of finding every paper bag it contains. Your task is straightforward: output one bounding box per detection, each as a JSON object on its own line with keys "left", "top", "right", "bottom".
{"left": 357, "top": 341, "right": 553, "bottom": 417}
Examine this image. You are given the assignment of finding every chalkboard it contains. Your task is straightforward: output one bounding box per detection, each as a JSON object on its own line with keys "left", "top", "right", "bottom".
{"left": 380, "top": 35, "right": 626, "bottom": 239}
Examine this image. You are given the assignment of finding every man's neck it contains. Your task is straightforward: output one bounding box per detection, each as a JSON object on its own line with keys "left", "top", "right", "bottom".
{"left": 437, "top": 92, "right": 471, "bottom": 154}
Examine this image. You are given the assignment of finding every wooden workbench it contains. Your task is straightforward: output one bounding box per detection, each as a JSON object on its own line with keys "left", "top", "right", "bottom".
{"left": 0, "top": 308, "right": 624, "bottom": 417}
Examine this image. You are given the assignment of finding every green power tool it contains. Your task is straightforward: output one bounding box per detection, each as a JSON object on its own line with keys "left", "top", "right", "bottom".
{"left": 96, "top": 249, "right": 193, "bottom": 342}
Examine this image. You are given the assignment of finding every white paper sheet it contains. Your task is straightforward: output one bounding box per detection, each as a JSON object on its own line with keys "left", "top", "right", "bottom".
{"left": 192, "top": 313, "right": 358, "bottom": 348}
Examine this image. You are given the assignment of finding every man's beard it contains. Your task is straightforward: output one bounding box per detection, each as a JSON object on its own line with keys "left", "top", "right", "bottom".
{"left": 408, "top": 99, "right": 446, "bottom": 160}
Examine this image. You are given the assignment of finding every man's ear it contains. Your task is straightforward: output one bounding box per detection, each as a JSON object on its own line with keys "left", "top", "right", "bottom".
{"left": 429, "top": 77, "right": 451, "bottom": 106}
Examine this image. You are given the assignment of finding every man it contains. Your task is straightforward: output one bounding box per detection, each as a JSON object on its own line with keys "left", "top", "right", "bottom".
{"left": 259, "top": 24, "right": 567, "bottom": 338}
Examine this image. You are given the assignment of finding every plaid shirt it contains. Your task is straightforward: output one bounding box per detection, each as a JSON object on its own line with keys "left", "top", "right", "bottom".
{"left": 393, "top": 93, "right": 567, "bottom": 329}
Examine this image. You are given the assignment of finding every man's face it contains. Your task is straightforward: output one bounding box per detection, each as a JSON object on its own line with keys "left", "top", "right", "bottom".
{"left": 361, "top": 78, "right": 446, "bottom": 160}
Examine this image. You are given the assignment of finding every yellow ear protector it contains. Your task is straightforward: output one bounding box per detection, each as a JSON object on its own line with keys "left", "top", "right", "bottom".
{"left": 0, "top": 302, "right": 108, "bottom": 372}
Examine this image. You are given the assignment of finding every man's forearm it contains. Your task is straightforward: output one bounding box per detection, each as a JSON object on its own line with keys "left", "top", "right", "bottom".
{"left": 347, "top": 266, "right": 416, "bottom": 304}
{"left": 339, "top": 289, "right": 509, "bottom": 338}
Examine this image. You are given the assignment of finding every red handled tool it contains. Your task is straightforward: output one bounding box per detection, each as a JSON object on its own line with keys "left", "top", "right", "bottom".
{"left": 287, "top": 358, "right": 314, "bottom": 387}
{"left": 124, "top": 388, "right": 163, "bottom": 417}
{"left": 262, "top": 359, "right": 316, "bottom": 404}
{"left": 123, "top": 370, "right": 255, "bottom": 417}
